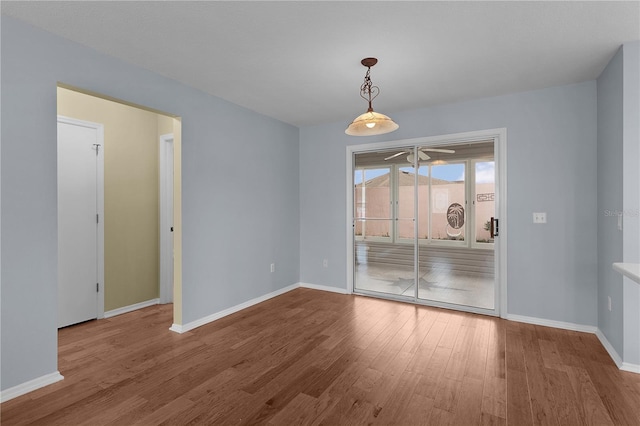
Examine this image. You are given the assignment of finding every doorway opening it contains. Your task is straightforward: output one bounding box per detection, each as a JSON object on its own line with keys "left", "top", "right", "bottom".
{"left": 56, "top": 84, "right": 182, "bottom": 329}
{"left": 347, "top": 130, "right": 507, "bottom": 317}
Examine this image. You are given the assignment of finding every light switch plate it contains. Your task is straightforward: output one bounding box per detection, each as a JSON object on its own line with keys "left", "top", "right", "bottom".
{"left": 533, "top": 212, "right": 547, "bottom": 224}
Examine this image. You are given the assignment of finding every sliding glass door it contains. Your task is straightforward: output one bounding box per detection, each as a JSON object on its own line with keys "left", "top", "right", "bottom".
{"left": 353, "top": 141, "right": 496, "bottom": 314}
{"left": 354, "top": 154, "right": 415, "bottom": 298}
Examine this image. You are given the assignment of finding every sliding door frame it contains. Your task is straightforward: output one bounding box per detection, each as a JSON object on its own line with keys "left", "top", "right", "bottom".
{"left": 346, "top": 128, "right": 508, "bottom": 317}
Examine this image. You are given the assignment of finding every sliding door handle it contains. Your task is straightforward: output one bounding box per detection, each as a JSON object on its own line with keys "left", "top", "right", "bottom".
{"left": 490, "top": 217, "right": 499, "bottom": 238}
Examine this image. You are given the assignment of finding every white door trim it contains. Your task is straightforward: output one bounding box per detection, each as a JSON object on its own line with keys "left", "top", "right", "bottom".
{"left": 494, "top": 128, "right": 508, "bottom": 317}
{"left": 159, "top": 133, "right": 174, "bottom": 304}
{"left": 346, "top": 128, "right": 508, "bottom": 317}
{"left": 57, "top": 115, "right": 105, "bottom": 320}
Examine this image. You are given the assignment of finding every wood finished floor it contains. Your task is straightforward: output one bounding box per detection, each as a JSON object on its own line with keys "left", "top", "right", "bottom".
{"left": 2, "top": 288, "right": 639, "bottom": 425}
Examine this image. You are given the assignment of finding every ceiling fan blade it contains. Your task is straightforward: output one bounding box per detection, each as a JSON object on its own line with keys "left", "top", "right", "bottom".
{"left": 421, "top": 148, "right": 455, "bottom": 153}
{"left": 384, "top": 151, "right": 407, "bottom": 161}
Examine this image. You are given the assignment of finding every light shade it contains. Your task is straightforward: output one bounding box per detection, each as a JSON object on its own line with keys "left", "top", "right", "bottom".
{"left": 345, "top": 110, "right": 399, "bottom": 136}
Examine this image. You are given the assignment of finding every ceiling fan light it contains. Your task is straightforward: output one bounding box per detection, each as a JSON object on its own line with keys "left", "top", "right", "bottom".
{"left": 406, "top": 151, "right": 429, "bottom": 163}
{"left": 345, "top": 110, "right": 399, "bottom": 136}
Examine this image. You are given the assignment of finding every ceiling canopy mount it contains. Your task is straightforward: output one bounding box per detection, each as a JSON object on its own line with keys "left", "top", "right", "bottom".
{"left": 360, "top": 57, "right": 378, "bottom": 68}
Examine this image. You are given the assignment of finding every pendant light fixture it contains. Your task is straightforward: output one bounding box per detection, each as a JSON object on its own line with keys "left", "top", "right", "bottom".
{"left": 345, "top": 57, "right": 399, "bottom": 136}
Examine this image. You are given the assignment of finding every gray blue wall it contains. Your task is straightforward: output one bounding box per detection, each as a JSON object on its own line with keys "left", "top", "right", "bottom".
{"left": 596, "top": 41, "right": 640, "bottom": 367}
{"left": 622, "top": 41, "right": 640, "bottom": 366}
{"left": 1, "top": 16, "right": 300, "bottom": 391}
{"left": 300, "top": 82, "right": 599, "bottom": 326}
{"left": 597, "top": 47, "right": 624, "bottom": 358}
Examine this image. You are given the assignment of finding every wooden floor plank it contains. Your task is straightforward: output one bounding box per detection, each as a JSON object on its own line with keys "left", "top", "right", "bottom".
{"left": 518, "top": 324, "right": 560, "bottom": 426}
{"left": 266, "top": 392, "right": 321, "bottom": 425}
{"left": 452, "top": 376, "right": 484, "bottom": 425}
{"left": 2, "top": 288, "right": 638, "bottom": 426}
{"left": 370, "top": 370, "right": 423, "bottom": 425}
{"left": 482, "top": 376, "right": 507, "bottom": 420}
{"left": 505, "top": 323, "right": 534, "bottom": 426}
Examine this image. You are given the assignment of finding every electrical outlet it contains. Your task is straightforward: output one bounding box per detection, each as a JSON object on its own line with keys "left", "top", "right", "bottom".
{"left": 533, "top": 212, "right": 547, "bottom": 224}
{"left": 323, "top": 259, "right": 328, "bottom": 268}
{"left": 270, "top": 263, "right": 275, "bottom": 273}
{"left": 608, "top": 296, "right": 612, "bottom": 312}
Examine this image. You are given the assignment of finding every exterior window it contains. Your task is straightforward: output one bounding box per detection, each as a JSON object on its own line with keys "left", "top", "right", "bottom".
{"left": 430, "top": 163, "right": 465, "bottom": 241}
{"left": 354, "top": 168, "right": 391, "bottom": 240}
{"left": 474, "top": 161, "right": 495, "bottom": 244}
{"left": 355, "top": 157, "right": 493, "bottom": 247}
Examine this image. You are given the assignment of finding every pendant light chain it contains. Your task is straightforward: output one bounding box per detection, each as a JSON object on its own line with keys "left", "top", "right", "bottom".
{"left": 360, "top": 67, "right": 379, "bottom": 112}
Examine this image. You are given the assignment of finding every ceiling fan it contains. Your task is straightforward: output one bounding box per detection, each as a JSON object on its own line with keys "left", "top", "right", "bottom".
{"left": 383, "top": 147, "right": 456, "bottom": 163}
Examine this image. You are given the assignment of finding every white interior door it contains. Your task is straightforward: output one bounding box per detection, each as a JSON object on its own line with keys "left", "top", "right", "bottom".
{"left": 160, "top": 134, "right": 174, "bottom": 303}
{"left": 57, "top": 117, "right": 103, "bottom": 328}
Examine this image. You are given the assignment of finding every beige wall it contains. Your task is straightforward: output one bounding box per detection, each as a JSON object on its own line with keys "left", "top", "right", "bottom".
{"left": 58, "top": 87, "right": 165, "bottom": 311}
{"left": 157, "top": 114, "right": 173, "bottom": 136}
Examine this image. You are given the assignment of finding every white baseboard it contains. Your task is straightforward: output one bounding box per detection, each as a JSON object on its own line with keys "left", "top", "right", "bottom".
{"left": 0, "top": 371, "right": 64, "bottom": 403}
{"left": 170, "top": 283, "right": 299, "bottom": 334}
{"left": 507, "top": 314, "right": 639, "bottom": 375}
{"left": 595, "top": 328, "right": 623, "bottom": 368}
{"left": 169, "top": 324, "right": 184, "bottom": 333}
{"left": 506, "top": 313, "right": 598, "bottom": 334}
{"left": 104, "top": 298, "right": 160, "bottom": 319}
{"left": 621, "top": 362, "right": 640, "bottom": 373}
{"left": 299, "top": 282, "right": 349, "bottom": 294}
{"left": 595, "top": 334, "right": 640, "bottom": 374}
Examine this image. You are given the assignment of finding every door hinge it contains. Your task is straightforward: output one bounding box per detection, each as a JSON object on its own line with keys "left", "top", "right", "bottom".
{"left": 93, "top": 143, "right": 101, "bottom": 155}
{"left": 96, "top": 282, "right": 99, "bottom": 292}
{"left": 96, "top": 214, "right": 99, "bottom": 224}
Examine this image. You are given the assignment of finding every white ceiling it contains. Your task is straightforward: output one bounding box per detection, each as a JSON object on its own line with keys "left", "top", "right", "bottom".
{"left": 2, "top": 1, "right": 639, "bottom": 127}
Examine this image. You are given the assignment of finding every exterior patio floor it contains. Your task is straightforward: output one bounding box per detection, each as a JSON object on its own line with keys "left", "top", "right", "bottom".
{"left": 355, "top": 262, "right": 495, "bottom": 310}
